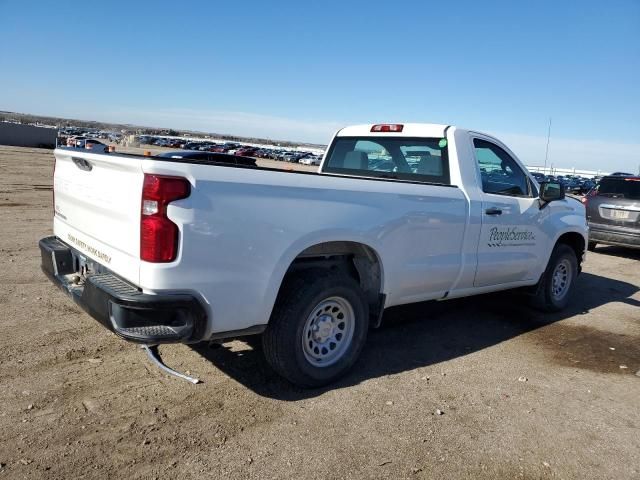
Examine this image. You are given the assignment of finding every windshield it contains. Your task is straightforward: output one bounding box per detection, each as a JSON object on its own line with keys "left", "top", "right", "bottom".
{"left": 324, "top": 136, "right": 450, "bottom": 185}
{"left": 597, "top": 178, "right": 640, "bottom": 199}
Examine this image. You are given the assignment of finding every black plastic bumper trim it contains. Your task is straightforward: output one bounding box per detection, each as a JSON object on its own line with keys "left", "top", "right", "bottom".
{"left": 589, "top": 228, "right": 640, "bottom": 249}
{"left": 39, "top": 236, "right": 207, "bottom": 344}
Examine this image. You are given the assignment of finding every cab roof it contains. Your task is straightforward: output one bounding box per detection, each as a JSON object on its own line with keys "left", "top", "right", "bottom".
{"left": 336, "top": 123, "right": 450, "bottom": 138}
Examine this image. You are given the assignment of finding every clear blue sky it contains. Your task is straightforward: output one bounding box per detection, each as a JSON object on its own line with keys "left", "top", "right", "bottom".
{"left": 1, "top": 0, "right": 638, "bottom": 171}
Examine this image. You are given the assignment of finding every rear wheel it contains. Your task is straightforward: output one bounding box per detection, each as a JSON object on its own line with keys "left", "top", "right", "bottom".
{"left": 531, "top": 244, "right": 578, "bottom": 312}
{"left": 588, "top": 241, "right": 597, "bottom": 252}
{"left": 262, "top": 269, "right": 369, "bottom": 388}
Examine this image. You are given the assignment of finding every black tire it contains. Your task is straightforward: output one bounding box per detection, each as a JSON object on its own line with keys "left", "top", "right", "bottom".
{"left": 531, "top": 243, "right": 578, "bottom": 312}
{"left": 262, "top": 269, "right": 369, "bottom": 388}
{"left": 587, "top": 241, "right": 597, "bottom": 252}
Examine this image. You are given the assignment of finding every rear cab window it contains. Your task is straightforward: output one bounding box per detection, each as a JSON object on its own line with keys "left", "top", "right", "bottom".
{"left": 323, "top": 137, "right": 451, "bottom": 185}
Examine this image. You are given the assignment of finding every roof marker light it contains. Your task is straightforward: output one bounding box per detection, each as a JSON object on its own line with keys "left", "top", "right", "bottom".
{"left": 371, "top": 124, "right": 404, "bottom": 133}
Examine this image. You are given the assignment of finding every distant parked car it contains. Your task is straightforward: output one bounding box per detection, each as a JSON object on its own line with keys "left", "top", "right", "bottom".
{"left": 300, "top": 155, "right": 322, "bottom": 166}
{"left": 370, "top": 159, "right": 397, "bottom": 172}
{"left": 583, "top": 175, "right": 640, "bottom": 250}
{"left": 67, "top": 136, "right": 87, "bottom": 147}
{"left": 235, "top": 147, "right": 258, "bottom": 157}
{"left": 157, "top": 150, "right": 256, "bottom": 167}
{"left": 530, "top": 172, "right": 546, "bottom": 183}
{"left": 610, "top": 172, "right": 634, "bottom": 176}
{"left": 578, "top": 179, "right": 595, "bottom": 194}
{"left": 566, "top": 178, "right": 583, "bottom": 193}
{"left": 84, "top": 139, "right": 108, "bottom": 153}
{"left": 207, "top": 145, "right": 228, "bottom": 153}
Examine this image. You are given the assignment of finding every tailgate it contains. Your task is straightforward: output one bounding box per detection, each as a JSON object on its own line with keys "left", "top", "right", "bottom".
{"left": 53, "top": 149, "right": 143, "bottom": 285}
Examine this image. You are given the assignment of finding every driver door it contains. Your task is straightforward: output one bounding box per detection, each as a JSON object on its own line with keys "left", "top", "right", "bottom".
{"left": 472, "top": 138, "right": 546, "bottom": 287}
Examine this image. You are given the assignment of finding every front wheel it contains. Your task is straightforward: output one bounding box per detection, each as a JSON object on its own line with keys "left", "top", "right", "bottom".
{"left": 262, "top": 269, "right": 369, "bottom": 388}
{"left": 531, "top": 244, "right": 578, "bottom": 312}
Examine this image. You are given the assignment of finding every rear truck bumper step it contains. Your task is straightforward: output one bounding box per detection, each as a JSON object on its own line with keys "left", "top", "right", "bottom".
{"left": 39, "top": 236, "right": 207, "bottom": 344}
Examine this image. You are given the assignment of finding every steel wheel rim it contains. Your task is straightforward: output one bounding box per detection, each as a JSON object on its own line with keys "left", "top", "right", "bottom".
{"left": 551, "top": 258, "right": 572, "bottom": 300}
{"left": 302, "top": 296, "right": 355, "bottom": 367}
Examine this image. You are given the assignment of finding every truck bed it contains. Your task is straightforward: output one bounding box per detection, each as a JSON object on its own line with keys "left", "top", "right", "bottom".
{"left": 52, "top": 146, "right": 468, "bottom": 336}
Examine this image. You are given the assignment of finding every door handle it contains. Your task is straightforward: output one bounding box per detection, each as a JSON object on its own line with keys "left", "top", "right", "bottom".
{"left": 485, "top": 207, "right": 502, "bottom": 216}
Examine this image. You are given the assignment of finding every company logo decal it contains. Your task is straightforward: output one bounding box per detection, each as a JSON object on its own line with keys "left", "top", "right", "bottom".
{"left": 488, "top": 227, "right": 536, "bottom": 248}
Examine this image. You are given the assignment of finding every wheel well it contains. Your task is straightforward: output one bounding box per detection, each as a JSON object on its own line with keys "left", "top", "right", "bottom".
{"left": 557, "top": 232, "right": 585, "bottom": 265}
{"left": 283, "top": 241, "right": 384, "bottom": 327}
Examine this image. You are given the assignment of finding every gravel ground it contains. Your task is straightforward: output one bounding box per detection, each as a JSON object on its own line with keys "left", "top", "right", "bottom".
{"left": 0, "top": 145, "right": 638, "bottom": 479}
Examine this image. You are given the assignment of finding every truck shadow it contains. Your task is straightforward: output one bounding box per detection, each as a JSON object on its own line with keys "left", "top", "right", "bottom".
{"left": 592, "top": 246, "right": 640, "bottom": 260}
{"left": 191, "top": 272, "right": 639, "bottom": 400}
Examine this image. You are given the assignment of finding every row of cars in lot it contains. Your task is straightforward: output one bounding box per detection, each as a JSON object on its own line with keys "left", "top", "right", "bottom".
{"left": 530, "top": 172, "right": 597, "bottom": 194}
{"left": 62, "top": 135, "right": 110, "bottom": 152}
{"left": 59, "top": 132, "right": 325, "bottom": 165}
{"left": 60, "top": 127, "right": 122, "bottom": 143}
{"left": 139, "top": 136, "right": 324, "bottom": 165}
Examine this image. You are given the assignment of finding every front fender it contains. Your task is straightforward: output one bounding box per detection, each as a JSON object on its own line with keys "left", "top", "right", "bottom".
{"left": 539, "top": 198, "right": 588, "bottom": 273}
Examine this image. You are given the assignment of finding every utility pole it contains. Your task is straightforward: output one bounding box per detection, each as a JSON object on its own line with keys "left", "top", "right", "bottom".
{"left": 543, "top": 117, "right": 552, "bottom": 175}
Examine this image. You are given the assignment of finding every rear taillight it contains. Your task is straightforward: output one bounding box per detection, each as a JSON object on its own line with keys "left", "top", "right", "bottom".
{"left": 140, "top": 174, "right": 190, "bottom": 263}
{"left": 581, "top": 189, "right": 597, "bottom": 205}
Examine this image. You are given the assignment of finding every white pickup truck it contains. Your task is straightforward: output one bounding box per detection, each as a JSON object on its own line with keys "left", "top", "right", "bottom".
{"left": 40, "top": 123, "right": 588, "bottom": 387}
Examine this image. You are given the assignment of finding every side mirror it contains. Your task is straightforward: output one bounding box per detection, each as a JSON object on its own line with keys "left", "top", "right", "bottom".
{"left": 539, "top": 181, "right": 565, "bottom": 208}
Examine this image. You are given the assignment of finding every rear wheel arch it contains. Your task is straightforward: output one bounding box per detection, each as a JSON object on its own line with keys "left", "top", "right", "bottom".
{"left": 276, "top": 241, "right": 385, "bottom": 327}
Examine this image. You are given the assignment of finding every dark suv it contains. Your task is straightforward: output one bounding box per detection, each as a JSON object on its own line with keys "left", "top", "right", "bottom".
{"left": 584, "top": 175, "right": 640, "bottom": 250}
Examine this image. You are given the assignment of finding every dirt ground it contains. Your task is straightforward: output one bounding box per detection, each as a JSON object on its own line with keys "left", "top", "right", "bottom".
{"left": 0, "top": 145, "right": 639, "bottom": 480}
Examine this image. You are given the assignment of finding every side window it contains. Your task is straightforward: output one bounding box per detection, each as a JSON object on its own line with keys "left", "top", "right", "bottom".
{"left": 473, "top": 139, "right": 530, "bottom": 197}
